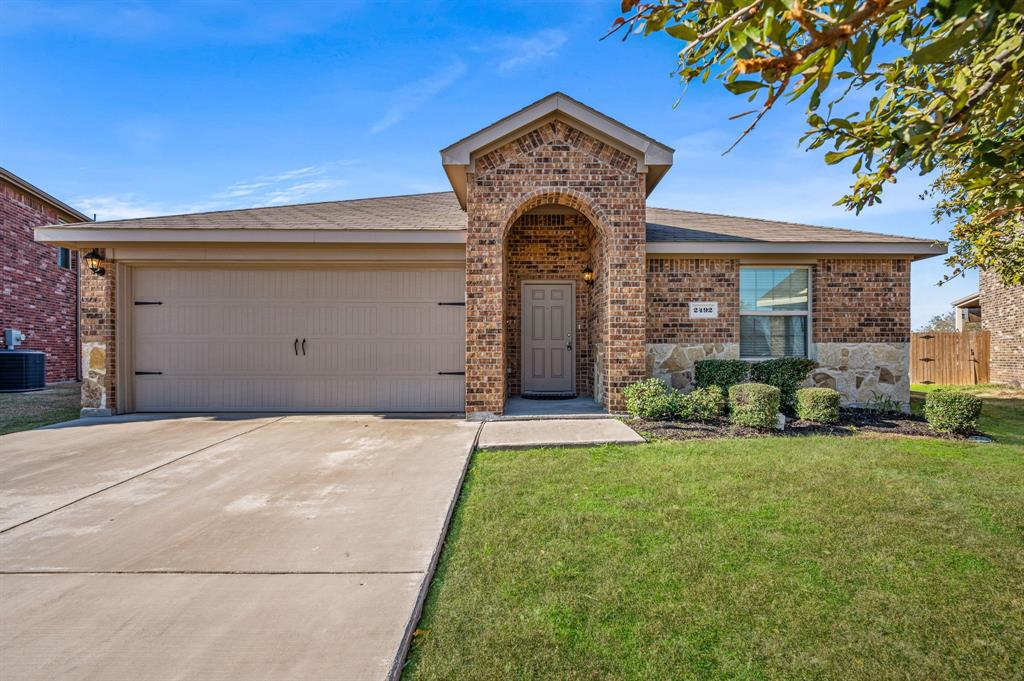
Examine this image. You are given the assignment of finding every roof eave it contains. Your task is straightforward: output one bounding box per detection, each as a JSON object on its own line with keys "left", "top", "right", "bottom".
{"left": 646, "top": 240, "right": 947, "bottom": 260}
{"left": 34, "top": 227, "right": 468, "bottom": 248}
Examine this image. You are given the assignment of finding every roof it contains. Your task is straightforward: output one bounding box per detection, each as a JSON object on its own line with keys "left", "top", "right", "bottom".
{"left": 0, "top": 166, "right": 91, "bottom": 223}
{"left": 440, "top": 92, "right": 674, "bottom": 208}
{"left": 951, "top": 291, "right": 981, "bottom": 308}
{"left": 35, "top": 190, "right": 945, "bottom": 258}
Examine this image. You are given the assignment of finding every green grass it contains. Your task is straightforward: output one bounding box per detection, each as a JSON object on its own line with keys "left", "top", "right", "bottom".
{"left": 0, "top": 383, "right": 81, "bottom": 436}
{"left": 406, "top": 391, "right": 1024, "bottom": 680}
{"left": 911, "top": 383, "right": 1024, "bottom": 446}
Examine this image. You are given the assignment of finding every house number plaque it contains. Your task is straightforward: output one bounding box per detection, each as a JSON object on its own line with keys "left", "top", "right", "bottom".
{"left": 689, "top": 302, "right": 718, "bottom": 319}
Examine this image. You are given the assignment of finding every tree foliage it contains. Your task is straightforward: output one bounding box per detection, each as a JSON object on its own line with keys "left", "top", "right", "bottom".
{"left": 609, "top": 0, "right": 1023, "bottom": 285}
{"left": 917, "top": 309, "right": 957, "bottom": 331}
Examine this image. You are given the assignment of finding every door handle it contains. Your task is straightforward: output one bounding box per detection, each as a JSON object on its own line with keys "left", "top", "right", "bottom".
{"left": 301, "top": 338, "right": 307, "bottom": 356}
{"left": 294, "top": 339, "right": 299, "bottom": 356}
{"left": 566, "top": 342, "right": 573, "bottom": 351}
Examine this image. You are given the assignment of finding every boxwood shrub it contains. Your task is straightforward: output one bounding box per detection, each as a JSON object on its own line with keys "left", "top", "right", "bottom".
{"left": 677, "top": 385, "right": 725, "bottom": 421}
{"left": 623, "top": 378, "right": 671, "bottom": 419}
{"left": 924, "top": 390, "right": 983, "bottom": 435}
{"left": 728, "top": 383, "right": 781, "bottom": 429}
{"left": 694, "top": 359, "right": 749, "bottom": 392}
{"left": 795, "top": 387, "right": 840, "bottom": 424}
{"left": 748, "top": 358, "right": 817, "bottom": 413}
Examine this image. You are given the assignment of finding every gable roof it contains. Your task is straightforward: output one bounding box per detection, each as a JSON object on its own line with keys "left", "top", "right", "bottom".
{"left": 440, "top": 92, "right": 674, "bottom": 208}
{"left": 34, "top": 190, "right": 944, "bottom": 258}
{"left": 1, "top": 166, "right": 91, "bottom": 223}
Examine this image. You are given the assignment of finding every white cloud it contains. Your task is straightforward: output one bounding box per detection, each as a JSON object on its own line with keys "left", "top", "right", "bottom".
{"left": 369, "top": 61, "right": 467, "bottom": 135}
{"left": 497, "top": 29, "right": 568, "bottom": 71}
{"left": 78, "top": 161, "right": 357, "bottom": 221}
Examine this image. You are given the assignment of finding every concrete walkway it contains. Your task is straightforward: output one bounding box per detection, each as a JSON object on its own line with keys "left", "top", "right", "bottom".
{"left": 477, "top": 418, "right": 644, "bottom": 450}
{"left": 0, "top": 414, "right": 480, "bottom": 681}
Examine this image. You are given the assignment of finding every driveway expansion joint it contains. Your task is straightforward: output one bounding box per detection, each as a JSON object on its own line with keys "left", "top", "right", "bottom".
{"left": 0, "top": 416, "right": 287, "bottom": 535}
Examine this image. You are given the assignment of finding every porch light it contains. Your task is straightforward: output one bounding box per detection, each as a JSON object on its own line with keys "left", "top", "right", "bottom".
{"left": 84, "top": 249, "right": 105, "bottom": 276}
{"left": 582, "top": 266, "right": 595, "bottom": 285}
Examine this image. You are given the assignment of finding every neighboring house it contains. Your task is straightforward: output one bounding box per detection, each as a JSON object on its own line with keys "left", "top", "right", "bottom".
{"left": 2, "top": 167, "right": 91, "bottom": 383}
{"left": 951, "top": 290, "right": 981, "bottom": 332}
{"left": 35, "top": 93, "right": 945, "bottom": 418}
{"left": 953, "top": 274, "right": 1024, "bottom": 386}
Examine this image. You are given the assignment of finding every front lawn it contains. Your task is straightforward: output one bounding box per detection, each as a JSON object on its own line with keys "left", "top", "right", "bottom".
{"left": 0, "top": 383, "right": 81, "bottom": 436}
{"left": 405, "top": 391, "right": 1024, "bottom": 680}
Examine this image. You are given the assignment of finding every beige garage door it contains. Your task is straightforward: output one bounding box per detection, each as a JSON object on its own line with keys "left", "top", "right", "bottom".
{"left": 131, "top": 266, "right": 465, "bottom": 412}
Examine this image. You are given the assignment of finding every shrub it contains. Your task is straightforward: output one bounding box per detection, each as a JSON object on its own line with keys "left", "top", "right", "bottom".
{"left": 924, "top": 390, "right": 983, "bottom": 435}
{"left": 624, "top": 378, "right": 678, "bottom": 419}
{"left": 694, "top": 359, "right": 749, "bottom": 392}
{"left": 864, "top": 391, "right": 903, "bottom": 415}
{"left": 748, "top": 358, "right": 817, "bottom": 413}
{"left": 795, "top": 387, "right": 840, "bottom": 423}
{"left": 728, "top": 383, "right": 781, "bottom": 429}
{"left": 677, "top": 385, "right": 725, "bottom": 421}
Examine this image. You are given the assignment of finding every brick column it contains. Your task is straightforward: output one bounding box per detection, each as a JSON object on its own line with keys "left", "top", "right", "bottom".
{"left": 80, "top": 252, "right": 116, "bottom": 416}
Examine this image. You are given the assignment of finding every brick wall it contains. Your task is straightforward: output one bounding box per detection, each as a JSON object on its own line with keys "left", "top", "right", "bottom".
{"left": 465, "top": 119, "right": 647, "bottom": 415}
{"left": 646, "top": 257, "right": 740, "bottom": 344}
{"left": 80, "top": 256, "right": 116, "bottom": 413}
{"left": 505, "top": 213, "right": 598, "bottom": 396}
{"left": 980, "top": 270, "right": 1024, "bottom": 386}
{"left": 0, "top": 178, "right": 79, "bottom": 382}
{"left": 813, "top": 258, "right": 911, "bottom": 343}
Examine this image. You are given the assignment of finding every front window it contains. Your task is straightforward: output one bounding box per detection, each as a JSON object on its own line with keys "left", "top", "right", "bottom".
{"left": 739, "top": 267, "right": 810, "bottom": 358}
{"left": 57, "top": 247, "right": 72, "bottom": 270}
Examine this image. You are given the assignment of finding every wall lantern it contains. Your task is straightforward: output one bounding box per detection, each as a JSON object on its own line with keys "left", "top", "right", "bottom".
{"left": 84, "top": 249, "right": 106, "bottom": 276}
{"left": 582, "top": 266, "right": 595, "bottom": 286}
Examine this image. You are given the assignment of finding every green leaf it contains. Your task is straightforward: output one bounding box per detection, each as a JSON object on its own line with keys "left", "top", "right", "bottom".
{"left": 824, "top": 149, "right": 861, "bottom": 164}
{"left": 665, "top": 23, "right": 699, "bottom": 41}
{"left": 724, "top": 80, "right": 765, "bottom": 94}
{"left": 910, "top": 32, "right": 970, "bottom": 64}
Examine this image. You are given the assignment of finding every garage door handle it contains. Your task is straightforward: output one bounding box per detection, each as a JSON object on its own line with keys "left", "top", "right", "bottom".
{"left": 294, "top": 339, "right": 299, "bottom": 356}
{"left": 301, "top": 339, "right": 307, "bottom": 356}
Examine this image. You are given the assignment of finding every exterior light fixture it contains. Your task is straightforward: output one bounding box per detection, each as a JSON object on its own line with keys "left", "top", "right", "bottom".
{"left": 84, "top": 249, "right": 106, "bottom": 276}
{"left": 582, "top": 266, "right": 595, "bottom": 285}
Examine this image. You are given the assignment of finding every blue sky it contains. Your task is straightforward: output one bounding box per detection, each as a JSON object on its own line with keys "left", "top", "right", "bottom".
{"left": 1, "top": 0, "right": 975, "bottom": 327}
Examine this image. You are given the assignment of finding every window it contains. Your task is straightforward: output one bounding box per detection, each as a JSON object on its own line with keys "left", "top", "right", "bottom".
{"left": 739, "top": 267, "right": 810, "bottom": 358}
{"left": 57, "top": 247, "right": 72, "bottom": 270}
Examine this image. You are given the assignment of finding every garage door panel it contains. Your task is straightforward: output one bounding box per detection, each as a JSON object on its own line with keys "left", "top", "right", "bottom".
{"left": 132, "top": 267, "right": 464, "bottom": 412}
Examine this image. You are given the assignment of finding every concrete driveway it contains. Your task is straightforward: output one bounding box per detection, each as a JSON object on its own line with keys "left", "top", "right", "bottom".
{"left": 0, "top": 414, "right": 480, "bottom": 680}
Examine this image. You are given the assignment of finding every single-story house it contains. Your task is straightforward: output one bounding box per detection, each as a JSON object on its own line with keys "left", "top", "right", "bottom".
{"left": 951, "top": 290, "right": 982, "bottom": 332}
{"left": 35, "top": 93, "right": 945, "bottom": 418}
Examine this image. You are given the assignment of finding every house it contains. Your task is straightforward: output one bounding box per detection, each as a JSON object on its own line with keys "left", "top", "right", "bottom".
{"left": 34, "top": 93, "right": 945, "bottom": 418}
{"left": 2, "top": 167, "right": 91, "bottom": 383}
{"left": 952, "top": 274, "right": 1023, "bottom": 385}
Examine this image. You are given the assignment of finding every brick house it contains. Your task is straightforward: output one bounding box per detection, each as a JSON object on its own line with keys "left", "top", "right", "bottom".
{"left": 952, "top": 274, "right": 1024, "bottom": 386}
{"left": 2, "top": 167, "right": 91, "bottom": 383}
{"left": 35, "top": 93, "right": 944, "bottom": 417}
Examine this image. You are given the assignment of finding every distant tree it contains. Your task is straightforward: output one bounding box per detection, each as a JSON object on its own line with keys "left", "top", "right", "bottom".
{"left": 608, "top": 0, "right": 1023, "bottom": 286}
{"left": 917, "top": 309, "right": 958, "bottom": 332}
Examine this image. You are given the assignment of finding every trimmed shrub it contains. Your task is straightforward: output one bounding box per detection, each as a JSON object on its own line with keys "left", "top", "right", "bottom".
{"left": 728, "top": 383, "right": 781, "bottom": 429}
{"left": 694, "top": 359, "right": 749, "bottom": 392}
{"left": 924, "top": 390, "right": 983, "bottom": 435}
{"left": 624, "top": 378, "right": 678, "bottom": 419}
{"left": 677, "top": 385, "right": 725, "bottom": 421}
{"left": 795, "top": 387, "right": 840, "bottom": 423}
{"left": 749, "top": 358, "right": 817, "bottom": 413}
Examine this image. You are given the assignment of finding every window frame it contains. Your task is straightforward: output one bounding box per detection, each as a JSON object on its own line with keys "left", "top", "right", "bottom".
{"left": 738, "top": 265, "right": 813, "bottom": 361}
{"left": 56, "top": 246, "right": 72, "bottom": 270}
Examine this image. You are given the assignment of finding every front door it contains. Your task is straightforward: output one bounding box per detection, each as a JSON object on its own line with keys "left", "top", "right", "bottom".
{"left": 522, "top": 282, "right": 575, "bottom": 395}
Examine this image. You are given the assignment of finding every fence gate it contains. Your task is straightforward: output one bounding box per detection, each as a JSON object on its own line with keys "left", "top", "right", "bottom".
{"left": 910, "top": 331, "right": 990, "bottom": 385}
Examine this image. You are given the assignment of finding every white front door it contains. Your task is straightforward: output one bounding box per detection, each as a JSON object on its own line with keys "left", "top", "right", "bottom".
{"left": 522, "top": 282, "right": 575, "bottom": 395}
{"left": 131, "top": 266, "right": 465, "bottom": 412}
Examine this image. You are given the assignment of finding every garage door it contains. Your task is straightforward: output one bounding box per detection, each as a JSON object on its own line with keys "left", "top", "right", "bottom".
{"left": 131, "top": 267, "right": 465, "bottom": 412}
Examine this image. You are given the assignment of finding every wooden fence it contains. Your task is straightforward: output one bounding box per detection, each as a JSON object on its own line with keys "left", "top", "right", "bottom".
{"left": 910, "top": 331, "right": 990, "bottom": 385}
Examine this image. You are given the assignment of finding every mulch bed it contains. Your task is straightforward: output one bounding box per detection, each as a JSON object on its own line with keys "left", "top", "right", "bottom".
{"left": 633, "top": 408, "right": 974, "bottom": 441}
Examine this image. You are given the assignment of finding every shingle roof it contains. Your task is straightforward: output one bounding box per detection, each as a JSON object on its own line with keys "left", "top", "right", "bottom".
{"left": 52, "top": 190, "right": 933, "bottom": 245}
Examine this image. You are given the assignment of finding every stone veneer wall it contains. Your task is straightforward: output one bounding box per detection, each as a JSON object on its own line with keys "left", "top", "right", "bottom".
{"left": 79, "top": 253, "right": 116, "bottom": 415}
{"left": 504, "top": 213, "right": 599, "bottom": 396}
{"left": 465, "top": 119, "right": 647, "bottom": 416}
{"left": 980, "top": 270, "right": 1024, "bottom": 386}
{"left": 645, "top": 256, "right": 913, "bottom": 406}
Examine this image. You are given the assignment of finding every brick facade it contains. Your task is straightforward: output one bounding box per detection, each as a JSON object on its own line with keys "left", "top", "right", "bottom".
{"left": 465, "top": 119, "right": 647, "bottom": 416}
{"left": 1, "top": 177, "right": 79, "bottom": 382}
{"left": 980, "top": 270, "right": 1024, "bottom": 386}
{"left": 813, "top": 258, "right": 911, "bottom": 343}
{"left": 504, "top": 213, "right": 600, "bottom": 397}
{"left": 646, "top": 257, "right": 740, "bottom": 345}
{"left": 79, "top": 255, "right": 116, "bottom": 414}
